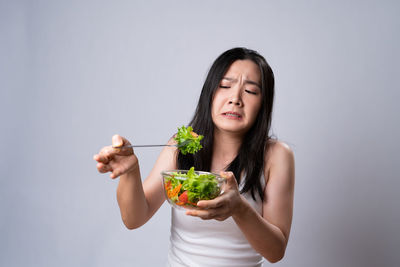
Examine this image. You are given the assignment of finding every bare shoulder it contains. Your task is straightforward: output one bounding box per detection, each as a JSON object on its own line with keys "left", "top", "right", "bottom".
{"left": 264, "top": 140, "right": 295, "bottom": 184}
{"left": 265, "top": 140, "right": 294, "bottom": 167}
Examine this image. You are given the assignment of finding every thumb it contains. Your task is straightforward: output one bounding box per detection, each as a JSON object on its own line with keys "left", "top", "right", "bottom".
{"left": 112, "top": 134, "right": 124, "bottom": 148}
{"left": 220, "top": 171, "right": 237, "bottom": 186}
{"left": 111, "top": 134, "right": 133, "bottom": 156}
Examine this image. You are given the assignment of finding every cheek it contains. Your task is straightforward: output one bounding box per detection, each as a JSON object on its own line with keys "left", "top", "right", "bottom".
{"left": 248, "top": 100, "right": 262, "bottom": 120}
{"left": 211, "top": 94, "right": 224, "bottom": 113}
{"left": 210, "top": 98, "right": 219, "bottom": 120}
{"left": 210, "top": 97, "right": 216, "bottom": 114}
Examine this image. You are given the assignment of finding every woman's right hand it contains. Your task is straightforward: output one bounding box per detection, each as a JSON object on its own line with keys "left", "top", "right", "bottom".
{"left": 93, "top": 134, "right": 139, "bottom": 179}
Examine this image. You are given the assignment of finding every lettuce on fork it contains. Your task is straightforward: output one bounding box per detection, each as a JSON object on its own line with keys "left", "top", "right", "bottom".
{"left": 174, "top": 125, "right": 204, "bottom": 155}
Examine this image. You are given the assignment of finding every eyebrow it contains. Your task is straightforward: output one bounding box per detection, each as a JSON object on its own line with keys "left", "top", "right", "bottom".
{"left": 222, "top": 77, "right": 261, "bottom": 88}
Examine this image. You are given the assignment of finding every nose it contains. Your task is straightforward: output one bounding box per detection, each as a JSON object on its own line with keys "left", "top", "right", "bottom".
{"left": 228, "top": 86, "right": 242, "bottom": 106}
{"left": 228, "top": 99, "right": 241, "bottom": 106}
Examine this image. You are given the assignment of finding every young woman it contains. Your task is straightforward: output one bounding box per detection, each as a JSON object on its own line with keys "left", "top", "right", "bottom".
{"left": 93, "top": 47, "right": 295, "bottom": 266}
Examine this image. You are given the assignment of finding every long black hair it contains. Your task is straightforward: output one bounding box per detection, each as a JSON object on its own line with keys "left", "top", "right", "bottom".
{"left": 177, "top": 47, "right": 275, "bottom": 201}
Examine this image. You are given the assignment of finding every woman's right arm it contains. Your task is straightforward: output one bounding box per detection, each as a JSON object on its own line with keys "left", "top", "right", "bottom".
{"left": 93, "top": 134, "right": 177, "bottom": 229}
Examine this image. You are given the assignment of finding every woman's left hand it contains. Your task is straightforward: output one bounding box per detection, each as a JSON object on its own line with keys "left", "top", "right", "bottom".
{"left": 185, "top": 171, "right": 245, "bottom": 221}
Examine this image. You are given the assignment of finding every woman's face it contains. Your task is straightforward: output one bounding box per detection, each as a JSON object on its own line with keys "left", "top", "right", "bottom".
{"left": 211, "top": 59, "right": 262, "bottom": 136}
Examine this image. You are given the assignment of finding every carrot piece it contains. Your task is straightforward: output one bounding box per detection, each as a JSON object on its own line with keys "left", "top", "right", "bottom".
{"left": 188, "top": 200, "right": 197, "bottom": 206}
{"left": 170, "top": 184, "right": 182, "bottom": 197}
{"left": 165, "top": 181, "right": 172, "bottom": 191}
{"left": 167, "top": 183, "right": 182, "bottom": 200}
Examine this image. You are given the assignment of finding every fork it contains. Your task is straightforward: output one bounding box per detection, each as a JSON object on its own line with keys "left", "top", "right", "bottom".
{"left": 113, "top": 140, "right": 190, "bottom": 149}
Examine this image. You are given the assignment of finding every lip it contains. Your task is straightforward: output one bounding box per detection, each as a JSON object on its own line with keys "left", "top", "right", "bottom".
{"left": 221, "top": 111, "right": 243, "bottom": 120}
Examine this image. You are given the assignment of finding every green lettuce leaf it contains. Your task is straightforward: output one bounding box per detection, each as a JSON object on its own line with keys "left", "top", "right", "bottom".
{"left": 174, "top": 167, "right": 220, "bottom": 204}
{"left": 174, "top": 125, "right": 204, "bottom": 155}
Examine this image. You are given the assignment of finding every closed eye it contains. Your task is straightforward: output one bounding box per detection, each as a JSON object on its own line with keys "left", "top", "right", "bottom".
{"left": 219, "top": 85, "right": 230, "bottom": 88}
{"left": 245, "top": 89, "right": 258, "bottom": 95}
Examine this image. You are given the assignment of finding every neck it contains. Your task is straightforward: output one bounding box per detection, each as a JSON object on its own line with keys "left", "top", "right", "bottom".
{"left": 211, "top": 128, "right": 243, "bottom": 173}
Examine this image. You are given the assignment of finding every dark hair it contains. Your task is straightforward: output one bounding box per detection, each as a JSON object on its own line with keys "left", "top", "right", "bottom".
{"left": 177, "top": 47, "right": 275, "bottom": 201}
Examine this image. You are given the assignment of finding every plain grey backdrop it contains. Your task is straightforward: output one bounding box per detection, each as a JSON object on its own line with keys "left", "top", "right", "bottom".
{"left": 1, "top": 0, "right": 399, "bottom": 266}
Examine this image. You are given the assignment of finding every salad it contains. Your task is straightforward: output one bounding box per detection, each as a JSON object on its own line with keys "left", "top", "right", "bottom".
{"left": 175, "top": 125, "right": 204, "bottom": 155}
{"left": 163, "top": 167, "right": 224, "bottom": 208}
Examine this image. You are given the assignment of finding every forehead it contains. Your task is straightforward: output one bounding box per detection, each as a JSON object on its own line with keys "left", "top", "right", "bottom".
{"left": 224, "top": 59, "right": 261, "bottom": 82}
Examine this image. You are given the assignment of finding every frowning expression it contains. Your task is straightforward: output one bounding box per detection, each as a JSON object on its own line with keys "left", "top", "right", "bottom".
{"left": 211, "top": 59, "right": 262, "bottom": 136}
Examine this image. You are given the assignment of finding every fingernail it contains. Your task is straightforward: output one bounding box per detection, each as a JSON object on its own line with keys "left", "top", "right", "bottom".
{"left": 112, "top": 135, "right": 122, "bottom": 146}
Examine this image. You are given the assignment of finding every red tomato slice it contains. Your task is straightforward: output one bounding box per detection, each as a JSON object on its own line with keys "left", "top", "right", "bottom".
{"left": 178, "top": 191, "right": 188, "bottom": 204}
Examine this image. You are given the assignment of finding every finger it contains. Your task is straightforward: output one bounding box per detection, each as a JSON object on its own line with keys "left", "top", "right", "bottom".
{"left": 220, "top": 171, "right": 234, "bottom": 180}
{"left": 112, "top": 134, "right": 124, "bottom": 148}
{"left": 197, "top": 197, "right": 224, "bottom": 209}
{"left": 186, "top": 209, "right": 217, "bottom": 220}
{"left": 112, "top": 135, "right": 134, "bottom": 156}
{"left": 214, "top": 214, "right": 230, "bottom": 221}
{"left": 112, "top": 134, "right": 133, "bottom": 149}
{"left": 97, "top": 162, "right": 112, "bottom": 173}
{"left": 110, "top": 165, "right": 125, "bottom": 179}
{"left": 114, "top": 146, "right": 134, "bottom": 156}
{"left": 187, "top": 207, "right": 228, "bottom": 221}
{"left": 94, "top": 152, "right": 111, "bottom": 164}
{"left": 98, "top": 147, "right": 115, "bottom": 163}
{"left": 220, "top": 171, "right": 238, "bottom": 187}
{"left": 104, "top": 144, "right": 130, "bottom": 161}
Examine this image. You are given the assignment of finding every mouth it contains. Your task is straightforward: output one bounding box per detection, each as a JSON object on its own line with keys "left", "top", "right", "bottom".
{"left": 222, "top": 111, "right": 242, "bottom": 120}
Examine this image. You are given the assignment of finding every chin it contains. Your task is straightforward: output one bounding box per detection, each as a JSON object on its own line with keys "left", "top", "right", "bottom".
{"left": 216, "top": 123, "right": 248, "bottom": 135}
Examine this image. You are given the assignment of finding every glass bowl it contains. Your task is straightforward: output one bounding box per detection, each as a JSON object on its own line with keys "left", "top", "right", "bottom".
{"left": 161, "top": 169, "right": 226, "bottom": 210}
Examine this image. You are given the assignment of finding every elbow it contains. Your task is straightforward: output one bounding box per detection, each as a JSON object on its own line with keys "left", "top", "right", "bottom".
{"left": 265, "top": 240, "right": 287, "bottom": 263}
{"left": 122, "top": 217, "right": 143, "bottom": 230}
{"left": 267, "top": 251, "right": 285, "bottom": 264}
{"left": 120, "top": 208, "right": 150, "bottom": 230}
{"left": 124, "top": 223, "right": 139, "bottom": 230}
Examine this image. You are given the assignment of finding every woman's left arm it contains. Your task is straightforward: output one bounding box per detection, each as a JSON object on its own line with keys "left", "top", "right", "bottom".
{"left": 186, "top": 142, "right": 295, "bottom": 263}
{"left": 235, "top": 142, "right": 294, "bottom": 262}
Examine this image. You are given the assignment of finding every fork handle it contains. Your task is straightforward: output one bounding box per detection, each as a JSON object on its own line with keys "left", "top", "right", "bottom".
{"left": 114, "top": 144, "right": 175, "bottom": 148}
{"left": 113, "top": 140, "right": 190, "bottom": 149}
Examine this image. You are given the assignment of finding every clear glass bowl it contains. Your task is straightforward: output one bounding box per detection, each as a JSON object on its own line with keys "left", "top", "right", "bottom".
{"left": 161, "top": 170, "right": 226, "bottom": 210}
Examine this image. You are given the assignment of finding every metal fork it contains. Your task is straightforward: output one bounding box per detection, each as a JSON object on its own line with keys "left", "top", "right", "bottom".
{"left": 113, "top": 140, "right": 190, "bottom": 149}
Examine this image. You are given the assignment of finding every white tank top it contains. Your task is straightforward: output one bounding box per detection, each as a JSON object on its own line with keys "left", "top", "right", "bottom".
{"left": 167, "top": 175, "right": 266, "bottom": 267}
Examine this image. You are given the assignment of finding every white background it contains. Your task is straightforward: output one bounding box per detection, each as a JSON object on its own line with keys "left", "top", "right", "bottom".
{"left": 1, "top": 0, "right": 399, "bottom": 266}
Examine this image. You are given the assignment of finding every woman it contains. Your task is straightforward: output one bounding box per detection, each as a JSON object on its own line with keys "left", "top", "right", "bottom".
{"left": 93, "top": 47, "right": 295, "bottom": 266}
